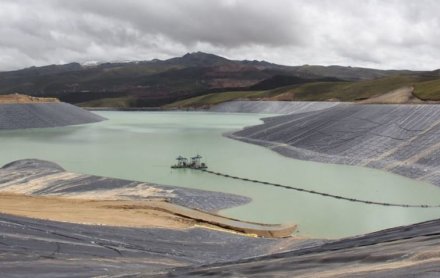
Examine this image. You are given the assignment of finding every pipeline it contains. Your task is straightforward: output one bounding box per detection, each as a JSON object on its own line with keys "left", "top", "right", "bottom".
{"left": 197, "top": 169, "right": 440, "bottom": 208}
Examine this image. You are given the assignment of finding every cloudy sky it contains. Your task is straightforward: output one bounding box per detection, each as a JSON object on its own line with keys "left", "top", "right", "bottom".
{"left": 1, "top": 0, "right": 439, "bottom": 71}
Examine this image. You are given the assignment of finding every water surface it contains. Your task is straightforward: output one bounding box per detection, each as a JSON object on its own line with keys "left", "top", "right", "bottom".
{"left": 1, "top": 111, "right": 440, "bottom": 238}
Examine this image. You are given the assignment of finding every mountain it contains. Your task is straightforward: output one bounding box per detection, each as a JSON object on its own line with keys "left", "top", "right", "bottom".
{"left": 0, "top": 52, "right": 434, "bottom": 107}
{"left": 162, "top": 51, "right": 231, "bottom": 67}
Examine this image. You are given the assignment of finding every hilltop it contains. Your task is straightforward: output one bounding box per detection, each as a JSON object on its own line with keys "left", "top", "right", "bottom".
{"left": 0, "top": 52, "right": 438, "bottom": 107}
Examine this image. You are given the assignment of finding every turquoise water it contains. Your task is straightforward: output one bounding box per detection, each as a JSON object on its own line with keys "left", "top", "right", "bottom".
{"left": 1, "top": 111, "right": 440, "bottom": 238}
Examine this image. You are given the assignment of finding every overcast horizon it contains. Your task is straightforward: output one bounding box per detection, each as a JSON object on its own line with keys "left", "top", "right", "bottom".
{"left": 1, "top": 0, "right": 440, "bottom": 71}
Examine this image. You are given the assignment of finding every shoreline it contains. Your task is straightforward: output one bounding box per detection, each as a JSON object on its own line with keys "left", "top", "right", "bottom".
{"left": 2, "top": 101, "right": 440, "bottom": 276}
{"left": 0, "top": 193, "right": 192, "bottom": 229}
{"left": 0, "top": 159, "right": 295, "bottom": 238}
{"left": 83, "top": 99, "right": 440, "bottom": 113}
{"left": 0, "top": 192, "right": 296, "bottom": 238}
{"left": 226, "top": 101, "right": 440, "bottom": 187}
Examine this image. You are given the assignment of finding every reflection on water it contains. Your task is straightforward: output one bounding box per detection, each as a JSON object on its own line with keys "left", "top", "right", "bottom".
{"left": 1, "top": 111, "right": 440, "bottom": 238}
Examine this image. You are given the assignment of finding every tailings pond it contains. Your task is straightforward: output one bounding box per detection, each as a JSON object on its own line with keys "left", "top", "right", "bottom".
{"left": 1, "top": 111, "right": 440, "bottom": 238}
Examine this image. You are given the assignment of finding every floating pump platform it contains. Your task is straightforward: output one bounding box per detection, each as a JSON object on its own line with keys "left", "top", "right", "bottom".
{"left": 171, "top": 155, "right": 208, "bottom": 169}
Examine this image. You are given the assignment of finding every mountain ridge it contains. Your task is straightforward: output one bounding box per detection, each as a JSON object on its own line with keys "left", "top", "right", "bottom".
{"left": 0, "top": 52, "right": 438, "bottom": 107}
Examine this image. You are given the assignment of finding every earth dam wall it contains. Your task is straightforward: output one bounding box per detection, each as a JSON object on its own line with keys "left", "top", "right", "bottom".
{"left": 170, "top": 217, "right": 440, "bottom": 277}
{"left": 210, "top": 100, "right": 340, "bottom": 114}
{"left": 0, "top": 102, "right": 106, "bottom": 129}
{"left": 216, "top": 101, "right": 440, "bottom": 186}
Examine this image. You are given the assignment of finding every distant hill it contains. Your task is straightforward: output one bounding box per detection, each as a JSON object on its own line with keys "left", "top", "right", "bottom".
{"left": 0, "top": 52, "right": 437, "bottom": 107}
{"left": 166, "top": 74, "right": 440, "bottom": 108}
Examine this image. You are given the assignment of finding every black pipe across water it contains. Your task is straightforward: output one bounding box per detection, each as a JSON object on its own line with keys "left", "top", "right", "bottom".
{"left": 198, "top": 169, "right": 439, "bottom": 209}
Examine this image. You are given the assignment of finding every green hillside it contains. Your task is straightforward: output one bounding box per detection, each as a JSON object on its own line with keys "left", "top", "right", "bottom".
{"left": 163, "top": 91, "right": 267, "bottom": 108}
{"left": 414, "top": 79, "right": 440, "bottom": 101}
{"left": 1, "top": 52, "right": 430, "bottom": 108}
{"left": 166, "top": 75, "right": 440, "bottom": 108}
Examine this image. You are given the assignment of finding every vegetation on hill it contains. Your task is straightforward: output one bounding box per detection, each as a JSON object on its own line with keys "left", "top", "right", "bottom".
{"left": 166, "top": 74, "right": 440, "bottom": 108}
{"left": 2, "top": 52, "right": 435, "bottom": 107}
{"left": 413, "top": 79, "right": 440, "bottom": 101}
{"left": 163, "top": 91, "right": 266, "bottom": 108}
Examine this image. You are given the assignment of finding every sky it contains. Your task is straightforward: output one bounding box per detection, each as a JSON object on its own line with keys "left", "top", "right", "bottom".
{"left": 0, "top": 0, "right": 439, "bottom": 71}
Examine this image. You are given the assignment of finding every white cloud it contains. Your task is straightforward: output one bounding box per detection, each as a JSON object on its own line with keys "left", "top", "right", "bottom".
{"left": 0, "top": 0, "right": 439, "bottom": 71}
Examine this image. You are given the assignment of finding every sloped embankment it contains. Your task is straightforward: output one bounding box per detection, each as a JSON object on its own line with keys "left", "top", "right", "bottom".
{"left": 0, "top": 213, "right": 305, "bottom": 277}
{"left": 211, "top": 100, "right": 339, "bottom": 114}
{"left": 0, "top": 159, "right": 295, "bottom": 238}
{"left": 229, "top": 102, "right": 440, "bottom": 186}
{"left": 0, "top": 102, "right": 106, "bottom": 129}
{"left": 169, "top": 217, "right": 440, "bottom": 277}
